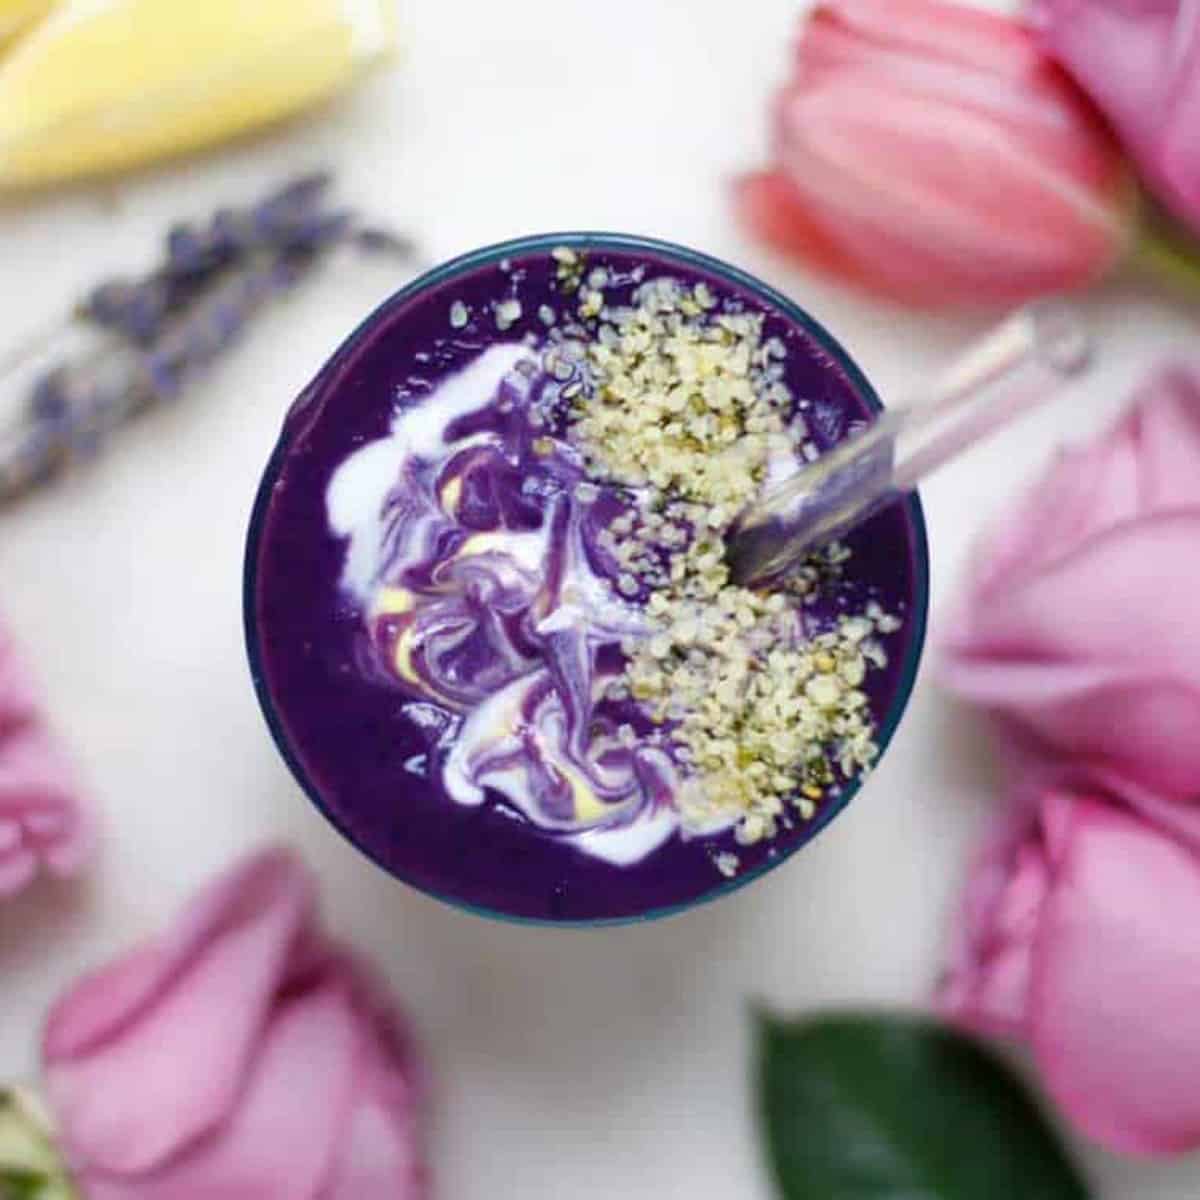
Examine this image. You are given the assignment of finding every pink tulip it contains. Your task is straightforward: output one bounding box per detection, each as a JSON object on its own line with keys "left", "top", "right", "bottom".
{"left": 941, "top": 786, "right": 1200, "bottom": 1155}
{"left": 942, "top": 364, "right": 1200, "bottom": 849}
{"left": 44, "top": 848, "right": 426, "bottom": 1200}
{"left": 0, "top": 617, "right": 92, "bottom": 896}
{"left": 1035, "top": 0, "right": 1200, "bottom": 234}
{"left": 736, "top": 0, "right": 1135, "bottom": 307}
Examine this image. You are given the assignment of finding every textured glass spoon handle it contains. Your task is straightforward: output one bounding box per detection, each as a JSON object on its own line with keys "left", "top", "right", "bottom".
{"left": 727, "top": 303, "right": 1092, "bottom": 588}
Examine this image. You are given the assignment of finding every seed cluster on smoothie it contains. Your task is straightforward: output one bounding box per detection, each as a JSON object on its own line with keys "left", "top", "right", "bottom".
{"left": 558, "top": 252, "right": 901, "bottom": 863}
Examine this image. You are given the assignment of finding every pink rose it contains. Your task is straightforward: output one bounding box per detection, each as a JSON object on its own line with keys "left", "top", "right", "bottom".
{"left": 1035, "top": 0, "right": 1200, "bottom": 233}
{"left": 942, "top": 365, "right": 1200, "bottom": 848}
{"left": 44, "top": 848, "right": 426, "bottom": 1200}
{"left": 941, "top": 786, "right": 1200, "bottom": 1155}
{"left": 0, "top": 617, "right": 92, "bottom": 895}
{"left": 735, "top": 0, "right": 1134, "bottom": 307}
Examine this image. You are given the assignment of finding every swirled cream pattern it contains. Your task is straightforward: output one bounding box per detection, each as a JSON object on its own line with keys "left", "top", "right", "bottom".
{"left": 327, "top": 345, "right": 681, "bottom": 865}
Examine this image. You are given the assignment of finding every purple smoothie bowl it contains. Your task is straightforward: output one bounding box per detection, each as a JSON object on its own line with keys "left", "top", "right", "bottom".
{"left": 244, "top": 233, "right": 930, "bottom": 925}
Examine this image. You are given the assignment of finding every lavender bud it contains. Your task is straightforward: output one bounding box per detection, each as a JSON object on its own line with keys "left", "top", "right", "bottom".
{"left": 30, "top": 372, "right": 69, "bottom": 423}
{"left": 355, "top": 228, "right": 417, "bottom": 257}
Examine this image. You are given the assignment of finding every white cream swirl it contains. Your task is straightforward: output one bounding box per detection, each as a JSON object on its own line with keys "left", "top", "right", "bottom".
{"left": 326, "top": 345, "right": 678, "bottom": 865}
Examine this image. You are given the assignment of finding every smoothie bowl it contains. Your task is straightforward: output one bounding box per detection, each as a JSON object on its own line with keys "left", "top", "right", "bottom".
{"left": 244, "top": 233, "right": 928, "bottom": 924}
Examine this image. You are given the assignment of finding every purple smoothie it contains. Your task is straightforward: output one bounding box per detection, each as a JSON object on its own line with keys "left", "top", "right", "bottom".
{"left": 245, "top": 234, "right": 928, "bottom": 923}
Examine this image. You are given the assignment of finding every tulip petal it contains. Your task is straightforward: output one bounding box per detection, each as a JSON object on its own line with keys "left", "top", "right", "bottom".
{"left": 1030, "top": 797, "right": 1200, "bottom": 1155}
{"left": 811, "top": 0, "right": 1047, "bottom": 81}
{"left": 806, "top": 0, "right": 1120, "bottom": 188}
{"left": 734, "top": 169, "right": 874, "bottom": 285}
{"left": 46, "top": 848, "right": 316, "bottom": 1173}
{"left": 775, "top": 77, "right": 1124, "bottom": 304}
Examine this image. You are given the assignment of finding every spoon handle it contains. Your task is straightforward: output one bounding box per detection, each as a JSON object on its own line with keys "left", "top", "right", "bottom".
{"left": 727, "top": 303, "right": 1091, "bottom": 588}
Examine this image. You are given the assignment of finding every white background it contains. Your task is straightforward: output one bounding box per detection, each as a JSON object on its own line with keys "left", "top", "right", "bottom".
{"left": 1, "top": 1, "right": 1197, "bottom": 1196}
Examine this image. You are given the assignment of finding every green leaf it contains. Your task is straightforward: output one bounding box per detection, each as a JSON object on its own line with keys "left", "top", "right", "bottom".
{"left": 757, "top": 1012, "right": 1090, "bottom": 1200}
{"left": 2, "top": 1169, "right": 49, "bottom": 1200}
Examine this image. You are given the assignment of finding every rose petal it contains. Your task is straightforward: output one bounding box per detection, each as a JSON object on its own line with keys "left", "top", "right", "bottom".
{"left": 1031, "top": 797, "right": 1200, "bottom": 1154}
{"left": 992, "top": 728, "right": 1200, "bottom": 855}
{"left": 945, "top": 513, "right": 1200, "bottom": 801}
{"left": 0, "top": 628, "right": 40, "bottom": 718}
{"left": 78, "top": 977, "right": 361, "bottom": 1200}
{"left": 1036, "top": 0, "right": 1200, "bottom": 228}
{"left": 1131, "top": 366, "right": 1200, "bottom": 510}
{"left": 963, "top": 843, "right": 1048, "bottom": 1033}
{"left": 1034, "top": 0, "right": 1169, "bottom": 132}
{"left": 0, "top": 817, "right": 21, "bottom": 853}
{"left": 323, "top": 1069, "right": 423, "bottom": 1200}
{"left": 46, "top": 848, "right": 316, "bottom": 1173}
{"left": 0, "top": 845, "right": 37, "bottom": 895}
{"left": 957, "top": 418, "right": 1142, "bottom": 604}
{"left": 939, "top": 794, "right": 1048, "bottom": 1038}
{"left": 951, "top": 366, "right": 1200, "bottom": 612}
{"left": 0, "top": 625, "right": 92, "bottom": 892}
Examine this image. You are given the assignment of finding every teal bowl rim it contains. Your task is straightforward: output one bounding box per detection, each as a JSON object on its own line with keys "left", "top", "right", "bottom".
{"left": 244, "top": 230, "right": 931, "bottom": 927}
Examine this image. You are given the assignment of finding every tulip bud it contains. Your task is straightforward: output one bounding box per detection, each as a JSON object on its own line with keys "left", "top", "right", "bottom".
{"left": 738, "top": 0, "right": 1136, "bottom": 308}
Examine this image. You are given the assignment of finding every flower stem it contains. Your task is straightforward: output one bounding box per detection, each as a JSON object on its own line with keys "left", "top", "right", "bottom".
{"left": 1133, "top": 211, "right": 1200, "bottom": 298}
{"left": 0, "top": 1088, "right": 81, "bottom": 1200}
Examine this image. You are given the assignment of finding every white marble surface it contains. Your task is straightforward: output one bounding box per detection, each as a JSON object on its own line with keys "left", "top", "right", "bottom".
{"left": 1, "top": 1, "right": 1197, "bottom": 1196}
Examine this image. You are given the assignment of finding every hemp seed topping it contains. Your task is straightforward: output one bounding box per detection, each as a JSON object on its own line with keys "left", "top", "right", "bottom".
{"left": 559, "top": 251, "right": 899, "bottom": 857}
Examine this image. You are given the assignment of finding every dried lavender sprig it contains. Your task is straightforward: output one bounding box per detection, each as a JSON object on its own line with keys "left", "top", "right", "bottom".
{"left": 1, "top": 211, "right": 416, "bottom": 504}
{"left": 0, "top": 250, "right": 311, "bottom": 500}
{"left": 77, "top": 171, "right": 337, "bottom": 346}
